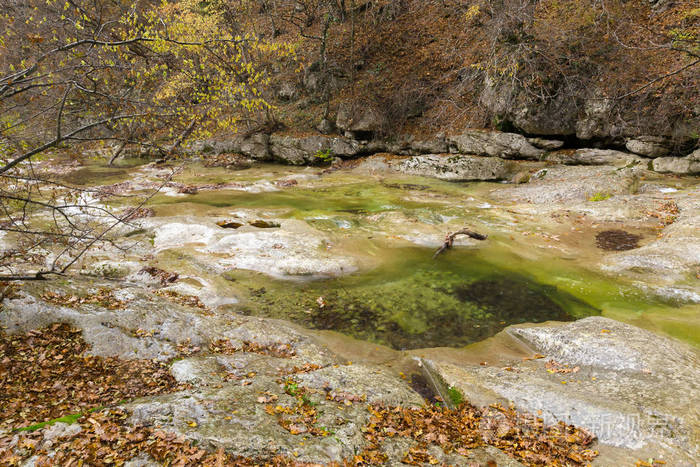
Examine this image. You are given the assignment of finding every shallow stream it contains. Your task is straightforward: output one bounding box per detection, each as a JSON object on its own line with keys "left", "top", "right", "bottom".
{"left": 63, "top": 159, "right": 700, "bottom": 349}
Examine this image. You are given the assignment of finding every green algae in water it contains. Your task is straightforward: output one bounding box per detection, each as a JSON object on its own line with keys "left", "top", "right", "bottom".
{"left": 235, "top": 247, "right": 600, "bottom": 350}
{"left": 59, "top": 164, "right": 136, "bottom": 186}
{"left": 148, "top": 181, "right": 447, "bottom": 217}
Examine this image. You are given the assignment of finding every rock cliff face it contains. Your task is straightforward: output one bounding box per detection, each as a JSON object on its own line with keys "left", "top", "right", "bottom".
{"left": 479, "top": 77, "right": 698, "bottom": 149}
{"left": 479, "top": 76, "right": 578, "bottom": 137}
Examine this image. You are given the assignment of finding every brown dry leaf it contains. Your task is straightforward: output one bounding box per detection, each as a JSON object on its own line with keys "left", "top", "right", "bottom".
{"left": 545, "top": 360, "right": 579, "bottom": 374}
{"left": 210, "top": 338, "right": 295, "bottom": 358}
{"left": 122, "top": 207, "right": 155, "bottom": 221}
{"left": 280, "top": 363, "right": 322, "bottom": 376}
{"left": 256, "top": 393, "right": 279, "bottom": 404}
{"left": 361, "top": 401, "right": 598, "bottom": 466}
{"left": 155, "top": 289, "right": 208, "bottom": 311}
{"left": 41, "top": 288, "right": 128, "bottom": 310}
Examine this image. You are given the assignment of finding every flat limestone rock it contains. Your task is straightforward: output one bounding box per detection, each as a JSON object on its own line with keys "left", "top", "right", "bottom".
{"left": 0, "top": 282, "right": 336, "bottom": 365}
{"left": 652, "top": 149, "right": 700, "bottom": 175}
{"left": 430, "top": 317, "right": 700, "bottom": 465}
{"left": 396, "top": 154, "right": 512, "bottom": 181}
{"left": 509, "top": 316, "right": 698, "bottom": 374}
{"left": 527, "top": 137, "right": 565, "bottom": 150}
{"left": 150, "top": 217, "right": 358, "bottom": 279}
{"left": 296, "top": 364, "right": 425, "bottom": 406}
{"left": 491, "top": 165, "right": 642, "bottom": 204}
{"left": 126, "top": 378, "right": 368, "bottom": 463}
{"left": 600, "top": 188, "right": 700, "bottom": 282}
{"left": 353, "top": 153, "right": 513, "bottom": 181}
{"left": 625, "top": 137, "right": 671, "bottom": 158}
{"left": 545, "top": 149, "right": 644, "bottom": 167}
{"left": 125, "top": 366, "right": 421, "bottom": 463}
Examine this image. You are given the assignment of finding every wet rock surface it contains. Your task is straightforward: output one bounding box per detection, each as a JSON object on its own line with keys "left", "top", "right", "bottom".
{"left": 150, "top": 217, "right": 358, "bottom": 279}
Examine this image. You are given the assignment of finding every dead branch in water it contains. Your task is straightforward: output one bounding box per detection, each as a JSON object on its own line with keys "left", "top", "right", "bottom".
{"left": 433, "top": 228, "right": 487, "bottom": 259}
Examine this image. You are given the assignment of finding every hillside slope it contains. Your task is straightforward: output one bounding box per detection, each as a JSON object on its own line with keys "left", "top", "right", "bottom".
{"left": 248, "top": 0, "right": 698, "bottom": 153}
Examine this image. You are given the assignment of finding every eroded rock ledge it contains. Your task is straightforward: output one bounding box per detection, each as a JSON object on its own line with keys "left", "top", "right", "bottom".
{"left": 180, "top": 129, "right": 699, "bottom": 176}
{"left": 427, "top": 317, "right": 700, "bottom": 465}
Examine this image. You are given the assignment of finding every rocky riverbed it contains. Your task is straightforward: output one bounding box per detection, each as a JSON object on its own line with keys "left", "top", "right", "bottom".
{"left": 1, "top": 150, "right": 698, "bottom": 465}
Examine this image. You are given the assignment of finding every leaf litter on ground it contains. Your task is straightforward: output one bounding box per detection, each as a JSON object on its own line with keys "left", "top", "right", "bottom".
{"left": 0, "top": 323, "right": 188, "bottom": 432}
{"left": 1, "top": 324, "right": 600, "bottom": 466}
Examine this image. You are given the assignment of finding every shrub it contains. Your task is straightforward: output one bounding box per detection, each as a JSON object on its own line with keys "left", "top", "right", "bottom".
{"left": 589, "top": 192, "right": 611, "bottom": 202}
{"left": 314, "top": 149, "right": 334, "bottom": 163}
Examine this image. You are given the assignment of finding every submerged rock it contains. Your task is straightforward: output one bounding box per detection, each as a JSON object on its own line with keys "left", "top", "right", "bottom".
{"left": 595, "top": 230, "right": 641, "bottom": 251}
{"left": 248, "top": 219, "right": 280, "bottom": 228}
{"left": 216, "top": 220, "right": 244, "bottom": 229}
